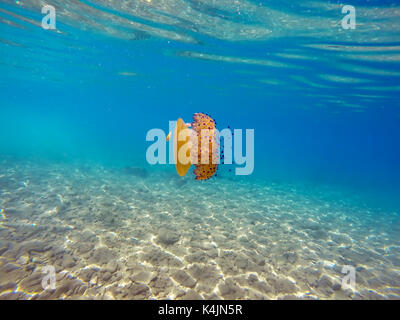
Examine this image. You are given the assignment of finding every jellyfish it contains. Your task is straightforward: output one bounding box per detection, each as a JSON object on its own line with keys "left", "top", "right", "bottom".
{"left": 169, "top": 113, "right": 219, "bottom": 180}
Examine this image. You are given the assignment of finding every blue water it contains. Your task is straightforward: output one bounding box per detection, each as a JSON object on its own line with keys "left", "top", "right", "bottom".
{"left": 0, "top": 0, "right": 399, "bottom": 300}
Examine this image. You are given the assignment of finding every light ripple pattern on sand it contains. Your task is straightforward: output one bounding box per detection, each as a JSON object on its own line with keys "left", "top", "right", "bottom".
{"left": 0, "top": 161, "right": 399, "bottom": 300}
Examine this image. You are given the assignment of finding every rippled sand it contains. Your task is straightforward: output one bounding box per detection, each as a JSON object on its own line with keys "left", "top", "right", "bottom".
{"left": 0, "top": 161, "right": 399, "bottom": 300}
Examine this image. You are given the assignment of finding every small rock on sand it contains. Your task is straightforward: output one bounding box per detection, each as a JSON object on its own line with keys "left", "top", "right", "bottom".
{"left": 177, "top": 289, "right": 203, "bottom": 300}
{"left": 128, "top": 283, "right": 151, "bottom": 299}
{"left": 172, "top": 270, "right": 196, "bottom": 288}
{"left": 90, "top": 247, "right": 116, "bottom": 265}
{"left": 61, "top": 254, "right": 76, "bottom": 269}
{"left": 156, "top": 228, "right": 180, "bottom": 245}
{"left": 218, "top": 278, "right": 245, "bottom": 299}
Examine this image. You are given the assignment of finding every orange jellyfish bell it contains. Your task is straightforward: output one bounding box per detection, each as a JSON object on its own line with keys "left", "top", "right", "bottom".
{"left": 171, "top": 113, "right": 219, "bottom": 180}
{"left": 191, "top": 113, "right": 219, "bottom": 180}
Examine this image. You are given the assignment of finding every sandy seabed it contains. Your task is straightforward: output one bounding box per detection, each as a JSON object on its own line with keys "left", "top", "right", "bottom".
{"left": 0, "top": 161, "right": 399, "bottom": 300}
